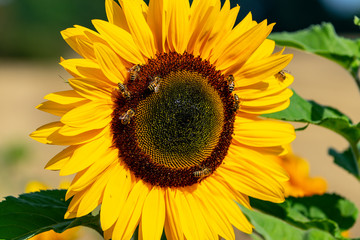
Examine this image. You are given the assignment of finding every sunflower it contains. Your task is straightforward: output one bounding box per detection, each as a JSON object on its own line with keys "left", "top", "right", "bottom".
{"left": 31, "top": 0, "right": 296, "bottom": 239}
{"left": 273, "top": 145, "right": 327, "bottom": 197}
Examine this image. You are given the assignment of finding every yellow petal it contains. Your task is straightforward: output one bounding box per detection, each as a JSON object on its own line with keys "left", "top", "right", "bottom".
{"left": 203, "top": 175, "right": 251, "bottom": 210}
{"left": 59, "top": 131, "right": 113, "bottom": 176}
{"left": 46, "top": 126, "right": 106, "bottom": 146}
{"left": 75, "top": 24, "right": 110, "bottom": 46}
{"left": 36, "top": 101, "right": 69, "bottom": 117}
{"left": 193, "top": 186, "right": 235, "bottom": 240}
{"left": 233, "top": 117, "right": 296, "bottom": 147}
{"left": 191, "top": 0, "right": 221, "bottom": 57}
{"left": 147, "top": 0, "right": 167, "bottom": 52}
{"left": 37, "top": 100, "right": 88, "bottom": 117}
{"left": 201, "top": 0, "right": 239, "bottom": 60}
{"left": 140, "top": 187, "right": 166, "bottom": 240}
{"left": 202, "top": 180, "right": 253, "bottom": 234}
{"left": 221, "top": 12, "right": 256, "bottom": 48}
{"left": 227, "top": 143, "right": 289, "bottom": 182}
{"left": 218, "top": 164, "right": 285, "bottom": 203}
{"left": 240, "top": 100, "right": 291, "bottom": 115}
{"left": 234, "top": 53, "right": 293, "bottom": 87}
{"left": 101, "top": 164, "right": 131, "bottom": 230}
{"left": 45, "top": 145, "right": 76, "bottom": 170}
{"left": 59, "top": 58, "right": 109, "bottom": 83}
{"left": 187, "top": 0, "right": 217, "bottom": 54}
{"left": 173, "top": 189, "right": 203, "bottom": 239}
{"left": 222, "top": 153, "right": 287, "bottom": 195}
{"left": 246, "top": 39, "right": 276, "bottom": 64}
{"left": 68, "top": 78, "right": 113, "bottom": 101}
{"left": 104, "top": 224, "right": 115, "bottom": 240}
{"left": 234, "top": 74, "right": 294, "bottom": 99}
{"left": 30, "top": 122, "right": 64, "bottom": 144}
{"left": 105, "top": 0, "right": 130, "bottom": 32}
{"left": 279, "top": 151, "right": 327, "bottom": 197}
{"left": 240, "top": 88, "right": 293, "bottom": 108}
{"left": 66, "top": 147, "right": 118, "bottom": 191}
{"left": 166, "top": 0, "right": 190, "bottom": 53}
{"left": 44, "top": 90, "right": 85, "bottom": 104}
{"left": 184, "top": 190, "right": 216, "bottom": 239}
{"left": 75, "top": 168, "right": 112, "bottom": 218}
{"left": 164, "top": 189, "right": 184, "bottom": 240}
{"left": 61, "top": 27, "right": 95, "bottom": 60}
{"left": 112, "top": 180, "right": 151, "bottom": 240}
{"left": 212, "top": 21, "right": 273, "bottom": 71}
{"left": 93, "top": 42, "right": 127, "bottom": 84}
{"left": 65, "top": 187, "right": 87, "bottom": 219}
{"left": 120, "top": 0, "right": 156, "bottom": 58}
{"left": 60, "top": 101, "right": 112, "bottom": 129}
{"left": 58, "top": 125, "right": 99, "bottom": 137}
{"left": 92, "top": 19, "right": 145, "bottom": 64}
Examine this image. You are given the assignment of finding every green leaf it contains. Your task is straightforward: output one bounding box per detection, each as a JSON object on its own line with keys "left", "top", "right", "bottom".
{"left": 269, "top": 22, "right": 360, "bottom": 89}
{"left": 264, "top": 91, "right": 360, "bottom": 175}
{"left": 354, "top": 16, "right": 360, "bottom": 27}
{"left": 244, "top": 194, "right": 358, "bottom": 240}
{"left": 0, "top": 190, "right": 103, "bottom": 240}
{"left": 329, "top": 146, "right": 360, "bottom": 179}
{"left": 243, "top": 206, "right": 337, "bottom": 240}
{"left": 263, "top": 90, "right": 360, "bottom": 149}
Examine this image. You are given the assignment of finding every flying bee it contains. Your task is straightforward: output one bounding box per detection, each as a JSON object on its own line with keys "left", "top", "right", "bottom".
{"left": 119, "top": 109, "right": 135, "bottom": 125}
{"left": 227, "top": 75, "right": 235, "bottom": 93}
{"left": 275, "top": 70, "right": 287, "bottom": 80}
{"left": 193, "top": 167, "right": 211, "bottom": 181}
{"left": 234, "top": 94, "right": 240, "bottom": 112}
{"left": 129, "top": 64, "right": 141, "bottom": 81}
{"left": 117, "top": 82, "right": 131, "bottom": 99}
{"left": 148, "top": 76, "right": 161, "bottom": 93}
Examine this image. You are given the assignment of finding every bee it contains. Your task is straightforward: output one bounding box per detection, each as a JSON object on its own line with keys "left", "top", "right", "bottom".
{"left": 148, "top": 76, "right": 161, "bottom": 93}
{"left": 129, "top": 64, "right": 141, "bottom": 81}
{"left": 275, "top": 70, "right": 287, "bottom": 80}
{"left": 117, "top": 82, "right": 131, "bottom": 99}
{"left": 234, "top": 94, "right": 240, "bottom": 112}
{"left": 119, "top": 109, "right": 135, "bottom": 125}
{"left": 193, "top": 167, "right": 211, "bottom": 181}
{"left": 227, "top": 75, "right": 235, "bottom": 93}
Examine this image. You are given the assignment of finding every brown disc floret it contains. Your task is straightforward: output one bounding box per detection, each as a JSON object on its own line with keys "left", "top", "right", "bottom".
{"left": 111, "top": 52, "right": 235, "bottom": 187}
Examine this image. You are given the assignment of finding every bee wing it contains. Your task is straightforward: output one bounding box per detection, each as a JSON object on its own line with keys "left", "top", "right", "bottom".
{"left": 154, "top": 83, "right": 160, "bottom": 93}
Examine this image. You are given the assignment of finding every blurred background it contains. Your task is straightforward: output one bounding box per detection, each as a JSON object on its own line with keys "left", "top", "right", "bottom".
{"left": 0, "top": 0, "right": 360, "bottom": 239}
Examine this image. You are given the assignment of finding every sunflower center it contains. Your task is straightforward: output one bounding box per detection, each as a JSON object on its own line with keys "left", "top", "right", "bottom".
{"left": 135, "top": 71, "right": 224, "bottom": 168}
{"left": 111, "top": 52, "right": 235, "bottom": 187}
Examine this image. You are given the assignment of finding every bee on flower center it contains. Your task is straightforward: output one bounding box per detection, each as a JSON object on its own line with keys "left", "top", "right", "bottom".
{"left": 129, "top": 64, "right": 141, "bottom": 81}
{"left": 118, "top": 82, "right": 131, "bottom": 99}
{"left": 193, "top": 166, "right": 212, "bottom": 181}
{"left": 234, "top": 94, "right": 240, "bottom": 112}
{"left": 119, "top": 109, "right": 135, "bottom": 125}
{"left": 227, "top": 75, "right": 235, "bottom": 93}
{"left": 148, "top": 76, "right": 161, "bottom": 93}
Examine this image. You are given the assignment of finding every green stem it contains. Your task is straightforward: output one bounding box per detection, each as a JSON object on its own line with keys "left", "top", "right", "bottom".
{"left": 353, "top": 74, "right": 360, "bottom": 93}
{"left": 350, "top": 141, "right": 360, "bottom": 169}
{"left": 350, "top": 67, "right": 360, "bottom": 92}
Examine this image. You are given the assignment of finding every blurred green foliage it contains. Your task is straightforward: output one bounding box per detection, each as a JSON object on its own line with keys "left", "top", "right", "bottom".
{"left": 0, "top": 0, "right": 106, "bottom": 59}
{"left": 0, "top": 141, "right": 30, "bottom": 166}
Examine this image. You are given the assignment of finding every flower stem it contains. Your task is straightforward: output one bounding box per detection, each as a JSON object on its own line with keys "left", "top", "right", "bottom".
{"left": 350, "top": 141, "right": 360, "bottom": 170}
{"left": 350, "top": 66, "right": 360, "bottom": 92}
